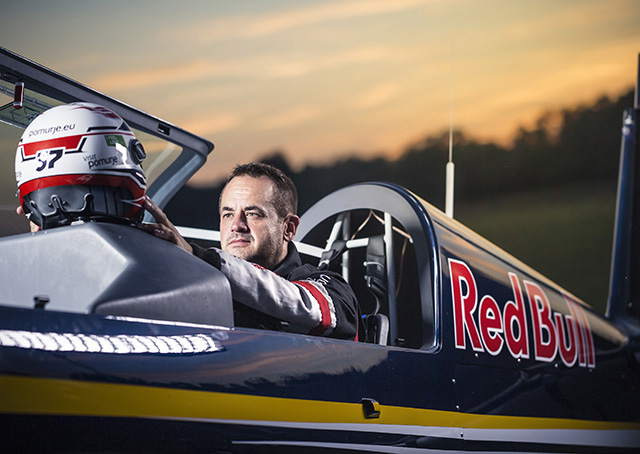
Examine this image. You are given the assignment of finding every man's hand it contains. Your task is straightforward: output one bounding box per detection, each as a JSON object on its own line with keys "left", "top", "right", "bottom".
{"left": 16, "top": 205, "right": 40, "bottom": 233}
{"left": 137, "top": 196, "right": 193, "bottom": 254}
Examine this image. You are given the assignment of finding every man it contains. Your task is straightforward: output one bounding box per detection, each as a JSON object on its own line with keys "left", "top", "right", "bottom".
{"left": 139, "top": 162, "right": 360, "bottom": 340}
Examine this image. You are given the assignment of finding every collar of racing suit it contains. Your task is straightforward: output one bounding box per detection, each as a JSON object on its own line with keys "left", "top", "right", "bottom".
{"left": 273, "top": 242, "right": 302, "bottom": 278}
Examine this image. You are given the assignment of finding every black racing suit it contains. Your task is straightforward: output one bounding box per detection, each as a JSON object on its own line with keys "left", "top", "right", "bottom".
{"left": 191, "top": 242, "right": 360, "bottom": 340}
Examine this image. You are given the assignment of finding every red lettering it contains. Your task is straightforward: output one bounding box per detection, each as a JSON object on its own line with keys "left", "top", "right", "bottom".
{"left": 503, "top": 273, "right": 529, "bottom": 359}
{"left": 479, "top": 295, "right": 503, "bottom": 355}
{"left": 449, "top": 259, "right": 483, "bottom": 351}
{"left": 555, "top": 312, "right": 578, "bottom": 367}
{"left": 447, "top": 259, "right": 594, "bottom": 369}
{"left": 565, "top": 295, "right": 595, "bottom": 368}
{"left": 525, "top": 281, "right": 557, "bottom": 362}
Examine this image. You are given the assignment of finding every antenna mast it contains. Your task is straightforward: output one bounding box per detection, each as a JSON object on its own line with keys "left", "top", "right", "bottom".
{"left": 445, "top": 44, "right": 455, "bottom": 218}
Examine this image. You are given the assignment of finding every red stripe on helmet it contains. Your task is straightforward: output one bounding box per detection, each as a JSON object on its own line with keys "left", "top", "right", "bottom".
{"left": 21, "top": 135, "right": 86, "bottom": 158}
{"left": 18, "top": 173, "right": 145, "bottom": 206}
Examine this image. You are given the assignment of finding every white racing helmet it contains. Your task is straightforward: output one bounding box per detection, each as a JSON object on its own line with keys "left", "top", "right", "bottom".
{"left": 15, "top": 102, "right": 146, "bottom": 229}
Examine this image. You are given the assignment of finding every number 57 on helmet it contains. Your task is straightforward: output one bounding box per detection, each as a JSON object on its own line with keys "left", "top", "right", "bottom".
{"left": 15, "top": 102, "right": 147, "bottom": 229}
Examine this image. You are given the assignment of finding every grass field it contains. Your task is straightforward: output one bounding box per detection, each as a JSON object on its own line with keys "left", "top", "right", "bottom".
{"left": 455, "top": 183, "right": 618, "bottom": 314}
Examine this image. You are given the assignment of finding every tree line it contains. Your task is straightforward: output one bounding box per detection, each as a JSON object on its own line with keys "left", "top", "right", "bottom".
{"left": 166, "top": 88, "right": 634, "bottom": 228}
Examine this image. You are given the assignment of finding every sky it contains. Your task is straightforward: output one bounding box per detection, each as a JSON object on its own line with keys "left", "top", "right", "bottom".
{"left": 1, "top": 0, "right": 639, "bottom": 185}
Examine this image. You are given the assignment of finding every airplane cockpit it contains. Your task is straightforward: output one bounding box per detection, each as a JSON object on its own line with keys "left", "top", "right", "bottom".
{"left": 295, "top": 182, "right": 438, "bottom": 350}
{"left": 0, "top": 46, "right": 439, "bottom": 351}
{"left": 178, "top": 180, "right": 440, "bottom": 350}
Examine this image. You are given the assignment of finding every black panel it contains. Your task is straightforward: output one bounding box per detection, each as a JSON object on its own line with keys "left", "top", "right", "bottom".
{"left": 0, "top": 222, "right": 233, "bottom": 327}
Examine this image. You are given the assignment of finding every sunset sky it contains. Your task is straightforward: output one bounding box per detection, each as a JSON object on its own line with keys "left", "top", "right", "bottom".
{"left": 2, "top": 0, "right": 639, "bottom": 185}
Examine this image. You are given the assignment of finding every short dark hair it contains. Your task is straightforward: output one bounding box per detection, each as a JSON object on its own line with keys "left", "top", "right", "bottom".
{"left": 221, "top": 162, "right": 298, "bottom": 218}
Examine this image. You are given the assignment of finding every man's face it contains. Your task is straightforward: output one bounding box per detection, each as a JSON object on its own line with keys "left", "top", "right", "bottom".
{"left": 219, "top": 175, "right": 290, "bottom": 269}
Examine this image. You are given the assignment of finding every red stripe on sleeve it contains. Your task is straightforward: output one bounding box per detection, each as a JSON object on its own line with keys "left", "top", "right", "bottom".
{"left": 294, "top": 280, "right": 331, "bottom": 336}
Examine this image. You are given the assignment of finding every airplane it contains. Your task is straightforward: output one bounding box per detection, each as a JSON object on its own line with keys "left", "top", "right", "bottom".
{"left": 0, "top": 45, "right": 639, "bottom": 453}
